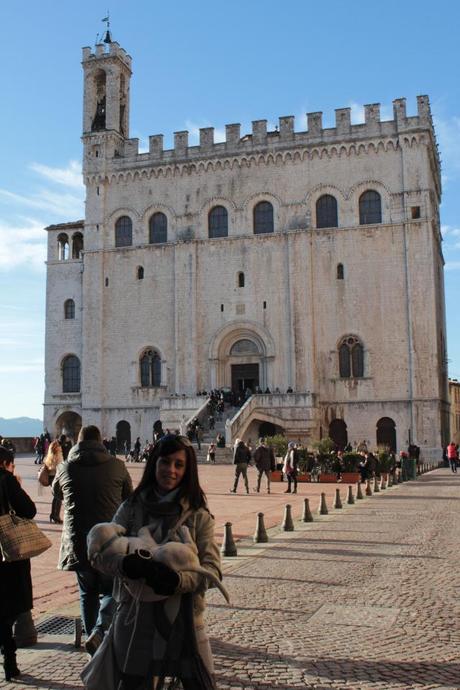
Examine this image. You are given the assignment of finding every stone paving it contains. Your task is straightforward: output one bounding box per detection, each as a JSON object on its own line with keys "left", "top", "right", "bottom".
{"left": 4, "top": 459, "right": 460, "bottom": 689}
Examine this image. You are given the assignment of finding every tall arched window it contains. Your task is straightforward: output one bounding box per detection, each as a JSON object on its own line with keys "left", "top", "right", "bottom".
{"left": 316, "top": 194, "right": 338, "bottom": 228}
{"left": 57, "top": 233, "right": 69, "bottom": 260}
{"left": 253, "top": 201, "right": 274, "bottom": 234}
{"left": 115, "top": 216, "right": 133, "bottom": 247}
{"left": 137, "top": 266, "right": 144, "bottom": 280}
{"left": 238, "top": 272, "right": 245, "bottom": 287}
{"left": 208, "top": 206, "right": 228, "bottom": 238}
{"left": 149, "top": 212, "right": 167, "bottom": 244}
{"left": 72, "top": 232, "right": 84, "bottom": 259}
{"left": 338, "top": 336, "right": 364, "bottom": 378}
{"left": 337, "top": 263, "right": 344, "bottom": 280}
{"left": 64, "top": 299, "right": 75, "bottom": 319}
{"left": 359, "top": 190, "right": 382, "bottom": 225}
{"left": 62, "top": 355, "right": 81, "bottom": 393}
{"left": 140, "top": 349, "right": 162, "bottom": 387}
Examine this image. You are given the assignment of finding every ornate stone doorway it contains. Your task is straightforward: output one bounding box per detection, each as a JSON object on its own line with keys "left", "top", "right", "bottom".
{"left": 231, "top": 363, "right": 259, "bottom": 395}
{"left": 55, "top": 411, "right": 82, "bottom": 443}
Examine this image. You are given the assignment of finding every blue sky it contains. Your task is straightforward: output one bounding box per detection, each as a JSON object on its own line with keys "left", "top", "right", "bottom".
{"left": 1, "top": 0, "right": 459, "bottom": 420}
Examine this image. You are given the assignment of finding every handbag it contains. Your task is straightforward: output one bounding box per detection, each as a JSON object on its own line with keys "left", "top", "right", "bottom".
{"left": 80, "top": 623, "right": 120, "bottom": 690}
{"left": 38, "top": 464, "right": 50, "bottom": 487}
{"left": 0, "top": 479, "right": 51, "bottom": 562}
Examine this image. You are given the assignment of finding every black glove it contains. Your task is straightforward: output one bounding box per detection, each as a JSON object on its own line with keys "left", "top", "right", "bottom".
{"left": 122, "top": 552, "right": 180, "bottom": 596}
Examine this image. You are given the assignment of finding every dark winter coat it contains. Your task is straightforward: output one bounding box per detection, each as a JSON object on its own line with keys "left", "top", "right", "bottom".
{"left": 233, "top": 442, "right": 251, "bottom": 465}
{"left": 253, "top": 445, "right": 275, "bottom": 471}
{"left": 52, "top": 440, "right": 133, "bottom": 570}
{"left": 0, "top": 468, "right": 37, "bottom": 620}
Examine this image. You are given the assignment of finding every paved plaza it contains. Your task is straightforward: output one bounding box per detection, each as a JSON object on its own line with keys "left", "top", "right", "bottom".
{"left": 4, "top": 457, "right": 460, "bottom": 689}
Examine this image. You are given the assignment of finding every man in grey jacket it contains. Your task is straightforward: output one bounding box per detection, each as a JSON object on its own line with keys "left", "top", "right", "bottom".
{"left": 52, "top": 424, "right": 132, "bottom": 655}
{"left": 253, "top": 438, "right": 276, "bottom": 494}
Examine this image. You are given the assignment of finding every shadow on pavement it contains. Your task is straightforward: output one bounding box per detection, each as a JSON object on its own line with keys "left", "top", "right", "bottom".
{"left": 213, "top": 639, "right": 460, "bottom": 686}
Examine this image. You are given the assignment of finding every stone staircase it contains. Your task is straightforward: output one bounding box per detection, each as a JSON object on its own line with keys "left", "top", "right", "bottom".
{"left": 193, "top": 404, "right": 238, "bottom": 464}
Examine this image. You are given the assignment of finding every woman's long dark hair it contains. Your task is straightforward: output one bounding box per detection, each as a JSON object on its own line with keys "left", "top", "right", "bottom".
{"left": 133, "top": 434, "right": 207, "bottom": 510}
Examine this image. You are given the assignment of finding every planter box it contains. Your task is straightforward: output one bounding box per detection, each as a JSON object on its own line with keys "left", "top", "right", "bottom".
{"left": 319, "top": 473, "right": 338, "bottom": 483}
{"left": 297, "top": 473, "right": 310, "bottom": 483}
{"left": 341, "top": 472, "right": 361, "bottom": 483}
{"left": 271, "top": 470, "right": 283, "bottom": 482}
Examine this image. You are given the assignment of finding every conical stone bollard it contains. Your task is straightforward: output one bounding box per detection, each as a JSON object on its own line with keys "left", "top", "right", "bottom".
{"left": 380, "top": 475, "right": 387, "bottom": 490}
{"left": 365, "top": 480, "right": 373, "bottom": 496}
{"left": 318, "top": 492, "right": 329, "bottom": 515}
{"left": 333, "top": 488, "right": 343, "bottom": 509}
{"left": 282, "top": 504, "right": 294, "bottom": 531}
{"left": 253, "top": 512, "right": 268, "bottom": 543}
{"left": 221, "top": 521, "right": 237, "bottom": 556}
{"left": 301, "top": 497, "right": 314, "bottom": 522}
{"left": 373, "top": 476, "right": 380, "bottom": 493}
{"left": 388, "top": 473, "right": 393, "bottom": 487}
{"left": 347, "top": 485, "right": 355, "bottom": 504}
{"left": 355, "top": 481, "right": 364, "bottom": 500}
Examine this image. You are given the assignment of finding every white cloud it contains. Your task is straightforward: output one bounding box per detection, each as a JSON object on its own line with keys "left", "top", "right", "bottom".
{"left": 441, "top": 225, "right": 460, "bottom": 238}
{"left": 433, "top": 112, "right": 460, "bottom": 181}
{"left": 0, "top": 361, "right": 44, "bottom": 374}
{"left": 30, "top": 160, "right": 84, "bottom": 190}
{"left": 0, "top": 219, "right": 46, "bottom": 270}
{"left": 0, "top": 187, "right": 84, "bottom": 219}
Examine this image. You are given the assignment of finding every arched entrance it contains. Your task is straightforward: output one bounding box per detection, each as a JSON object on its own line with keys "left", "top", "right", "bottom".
{"left": 329, "top": 419, "right": 348, "bottom": 449}
{"left": 259, "top": 421, "right": 278, "bottom": 439}
{"left": 376, "top": 417, "right": 396, "bottom": 452}
{"left": 116, "top": 420, "right": 131, "bottom": 452}
{"left": 230, "top": 339, "right": 260, "bottom": 395}
{"left": 55, "top": 411, "right": 82, "bottom": 443}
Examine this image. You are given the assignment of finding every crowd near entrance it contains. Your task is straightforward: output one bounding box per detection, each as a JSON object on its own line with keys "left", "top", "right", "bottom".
{"left": 231, "top": 363, "right": 259, "bottom": 396}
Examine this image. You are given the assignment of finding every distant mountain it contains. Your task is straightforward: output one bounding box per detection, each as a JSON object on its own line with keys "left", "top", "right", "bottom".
{"left": 0, "top": 417, "right": 43, "bottom": 438}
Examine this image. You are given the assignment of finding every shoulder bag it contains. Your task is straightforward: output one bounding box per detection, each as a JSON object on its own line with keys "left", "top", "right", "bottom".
{"left": 0, "top": 478, "right": 51, "bottom": 562}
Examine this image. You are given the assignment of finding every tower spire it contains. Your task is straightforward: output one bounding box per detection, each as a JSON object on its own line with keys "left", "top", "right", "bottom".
{"left": 101, "top": 11, "right": 112, "bottom": 44}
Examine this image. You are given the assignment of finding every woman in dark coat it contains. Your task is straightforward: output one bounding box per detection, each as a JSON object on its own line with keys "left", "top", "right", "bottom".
{"left": 0, "top": 446, "right": 36, "bottom": 681}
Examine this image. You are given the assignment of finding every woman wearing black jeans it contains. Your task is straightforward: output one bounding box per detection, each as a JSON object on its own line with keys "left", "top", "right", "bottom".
{"left": 0, "top": 446, "right": 36, "bottom": 681}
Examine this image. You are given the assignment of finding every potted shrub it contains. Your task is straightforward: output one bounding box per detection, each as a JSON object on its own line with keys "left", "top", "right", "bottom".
{"left": 341, "top": 452, "right": 361, "bottom": 483}
{"left": 313, "top": 438, "right": 337, "bottom": 482}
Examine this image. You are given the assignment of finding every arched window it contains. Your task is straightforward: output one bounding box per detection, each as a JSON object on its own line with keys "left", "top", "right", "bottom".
{"left": 230, "top": 339, "right": 259, "bottom": 355}
{"left": 359, "top": 190, "right": 382, "bottom": 225}
{"left": 253, "top": 201, "right": 274, "bottom": 234}
{"left": 57, "top": 233, "right": 69, "bottom": 260}
{"left": 337, "top": 263, "right": 344, "bottom": 280}
{"left": 137, "top": 266, "right": 144, "bottom": 280}
{"left": 316, "top": 194, "right": 338, "bottom": 228}
{"left": 149, "top": 212, "right": 167, "bottom": 244}
{"left": 208, "top": 206, "right": 228, "bottom": 238}
{"left": 62, "top": 355, "right": 81, "bottom": 393}
{"left": 72, "top": 232, "right": 84, "bottom": 259}
{"left": 376, "top": 417, "right": 396, "bottom": 452}
{"left": 140, "top": 349, "right": 162, "bottom": 387}
{"left": 115, "top": 216, "right": 133, "bottom": 247}
{"left": 338, "top": 336, "right": 364, "bottom": 378}
{"left": 64, "top": 299, "right": 75, "bottom": 319}
{"left": 238, "top": 272, "right": 245, "bottom": 287}
{"left": 329, "top": 419, "right": 348, "bottom": 449}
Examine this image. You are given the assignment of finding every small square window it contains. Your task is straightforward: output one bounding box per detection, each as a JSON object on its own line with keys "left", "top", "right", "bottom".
{"left": 411, "top": 206, "right": 421, "bottom": 219}
{"left": 220, "top": 304, "right": 224, "bottom": 312}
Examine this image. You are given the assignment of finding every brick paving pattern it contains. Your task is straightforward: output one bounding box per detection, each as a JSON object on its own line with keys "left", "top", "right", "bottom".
{"left": 5, "top": 459, "right": 459, "bottom": 689}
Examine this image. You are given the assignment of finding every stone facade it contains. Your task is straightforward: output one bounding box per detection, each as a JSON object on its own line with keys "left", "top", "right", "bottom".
{"left": 448, "top": 379, "right": 460, "bottom": 445}
{"left": 43, "top": 40, "right": 449, "bottom": 459}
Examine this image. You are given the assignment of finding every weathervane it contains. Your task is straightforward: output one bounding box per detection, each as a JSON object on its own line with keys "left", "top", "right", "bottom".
{"left": 96, "top": 11, "right": 112, "bottom": 45}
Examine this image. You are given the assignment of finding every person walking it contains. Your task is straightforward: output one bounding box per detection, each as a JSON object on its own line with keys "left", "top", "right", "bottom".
{"left": 52, "top": 425, "right": 133, "bottom": 656}
{"left": 0, "top": 446, "right": 36, "bottom": 681}
{"left": 206, "top": 442, "right": 216, "bottom": 464}
{"left": 88, "top": 434, "right": 223, "bottom": 690}
{"left": 42, "top": 440, "right": 64, "bottom": 523}
{"left": 447, "top": 441, "right": 458, "bottom": 473}
{"left": 253, "top": 438, "right": 275, "bottom": 494}
{"left": 230, "top": 439, "right": 251, "bottom": 494}
{"left": 134, "top": 437, "right": 141, "bottom": 462}
{"left": 282, "top": 442, "right": 298, "bottom": 494}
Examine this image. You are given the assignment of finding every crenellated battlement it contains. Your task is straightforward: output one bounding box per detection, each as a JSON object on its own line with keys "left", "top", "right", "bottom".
{"left": 107, "top": 96, "right": 436, "bottom": 165}
{"left": 82, "top": 41, "right": 132, "bottom": 69}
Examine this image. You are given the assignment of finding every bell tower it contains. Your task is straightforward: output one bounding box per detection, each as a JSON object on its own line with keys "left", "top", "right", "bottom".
{"left": 81, "top": 40, "right": 132, "bottom": 165}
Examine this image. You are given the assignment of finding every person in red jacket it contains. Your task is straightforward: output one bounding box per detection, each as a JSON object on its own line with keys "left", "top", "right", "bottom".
{"left": 447, "top": 441, "right": 458, "bottom": 473}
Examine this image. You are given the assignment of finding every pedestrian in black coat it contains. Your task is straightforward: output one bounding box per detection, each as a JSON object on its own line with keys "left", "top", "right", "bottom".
{"left": 0, "top": 446, "right": 36, "bottom": 681}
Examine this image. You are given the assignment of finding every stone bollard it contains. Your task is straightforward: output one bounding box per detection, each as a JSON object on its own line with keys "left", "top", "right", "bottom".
{"left": 380, "top": 475, "right": 387, "bottom": 490}
{"left": 282, "top": 504, "right": 294, "bottom": 531}
{"left": 318, "top": 492, "right": 329, "bottom": 515}
{"left": 365, "top": 479, "right": 373, "bottom": 496}
{"left": 388, "top": 473, "right": 393, "bottom": 487}
{"left": 397, "top": 469, "right": 402, "bottom": 483}
{"left": 221, "top": 522, "right": 237, "bottom": 556}
{"left": 301, "top": 497, "right": 314, "bottom": 522}
{"left": 347, "top": 485, "right": 355, "bottom": 504}
{"left": 333, "top": 488, "right": 343, "bottom": 509}
{"left": 253, "top": 512, "right": 268, "bottom": 543}
{"left": 373, "top": 476, "right": 380, "bottom": 493}
{"left": 355, "top": 481, "right": 364, "bottom": 500}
